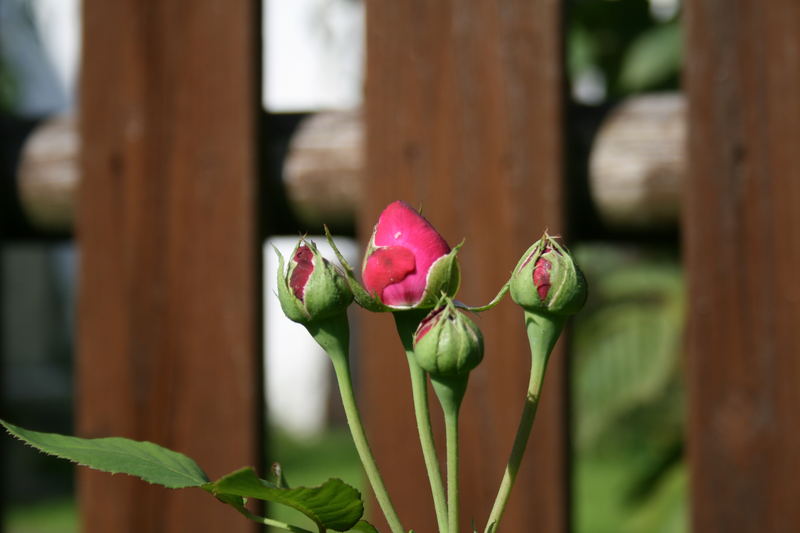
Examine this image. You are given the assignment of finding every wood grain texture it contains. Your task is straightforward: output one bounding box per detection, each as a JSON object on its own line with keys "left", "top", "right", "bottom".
{"left": 684, "top": 1, "right": 800, "bottom": 531}
{"left": 362, "top": 1, "right": 568, "bottom": 531}
{"left": 78, "top": 2, "right": 261, "bottom": 532}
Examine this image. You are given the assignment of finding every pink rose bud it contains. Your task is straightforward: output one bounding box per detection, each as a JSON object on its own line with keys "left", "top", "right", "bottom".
{"left": 510, "top": 233, "right": 587, "bottom": 316}
{"left": 276, "top": 240, "right": 353, "bottom": 324}
{"left": 361, "top": 201, "right": 461, "bottom": 309}
{"left": 413, "top": 297, "right": 483, "bottom": 378}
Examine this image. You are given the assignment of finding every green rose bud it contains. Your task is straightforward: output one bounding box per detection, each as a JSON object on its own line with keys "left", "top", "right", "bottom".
{"left": 413, "top": 297, "right": 484, "bottom": 378}
{"left": 276, "top": 239, "right": 353, "bottom": 324}
{"left": 509, "top": 233, "right": 587, "bottom": 316}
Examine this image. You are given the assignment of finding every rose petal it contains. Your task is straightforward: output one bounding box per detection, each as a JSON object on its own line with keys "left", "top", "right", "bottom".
{"left": 533, "top": 257, "right": 552, "bottom": 301}
{"left": 363, "top": 246, "right": 417, "bottom": 304}
{"left": 370, "top": 201, "right": 450, "bottom": 305}
{"left": 415, "top": 306, "right": 446, "bottom": 340}
{"left": 290, "top": 245, "right": 314, "bottom": 301}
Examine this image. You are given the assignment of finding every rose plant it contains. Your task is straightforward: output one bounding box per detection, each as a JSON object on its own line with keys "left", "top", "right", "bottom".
{"left": 2, "top": 201, "right": 586, "bottom": 533}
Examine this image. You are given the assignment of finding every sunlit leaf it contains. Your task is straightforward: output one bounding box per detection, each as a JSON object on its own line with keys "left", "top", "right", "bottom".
{"left": 206, "top": 467, "right": 363, "bottom": 532}
{"left": 1, "top": 420, "right": 208, "bottom": 488}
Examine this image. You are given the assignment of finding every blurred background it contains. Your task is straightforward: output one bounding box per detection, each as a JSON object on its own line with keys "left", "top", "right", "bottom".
{"left": 0, "top": 0, "right": 697, "bottom": 531}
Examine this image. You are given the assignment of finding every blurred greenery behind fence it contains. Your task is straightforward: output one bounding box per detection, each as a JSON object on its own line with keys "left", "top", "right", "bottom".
{"left": 568, "top": 0, "right": 681, "bottom": 103}
{"left": 573, "top": 245, "right": 685, "bottom": 533}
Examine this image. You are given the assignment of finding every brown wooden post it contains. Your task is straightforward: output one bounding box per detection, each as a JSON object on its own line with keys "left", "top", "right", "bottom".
{"left": 78, "top": 2, "right": 261, "bottom": 532}
{"left": 684, "top": 1, "right": 800, "bottom": 531}
{"left": 362, "top": 1, "right": 568, "bottom": 531}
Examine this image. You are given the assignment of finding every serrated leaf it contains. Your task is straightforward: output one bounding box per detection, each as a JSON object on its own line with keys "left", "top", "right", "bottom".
{"left": 206, "top": 467, "right": 363, "bottom": 531}
{"left": 1, "top": 419, "right": 208, "bottom": 488}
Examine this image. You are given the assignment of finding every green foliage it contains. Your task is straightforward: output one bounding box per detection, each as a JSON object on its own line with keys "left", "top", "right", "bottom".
{"left": 2, "top": 420, "right": 366, "bottom": 532}
{"left": 5, "top": 497, "right": 78, "bottom": 533}
{"left": 572, "top": 256, "right": 684, "bottom": 450}
{"left": 572, "top": 245, "right": 686, "bottom": 533}
{"left": 568, "top": 0, "right": 681, "bottom": 100}
{"left": 267, "top": 426, "right": 366, "bottom": 532}
{"left": 1, "top": 420, "right": 209, "bottom": 488}
{"left": 618, "top": 23, "right": 682, "bottom": 92}
{"left": 210, "top": 468, "right": 363, "bottom": 532}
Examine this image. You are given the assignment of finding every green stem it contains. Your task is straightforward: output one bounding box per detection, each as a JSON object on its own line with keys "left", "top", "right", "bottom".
{"left": 309, "top": 315, "right": 405, "bottom": 533}
{"left": 432, "top": 376, "right": 467, "bottom": 533}
{"left": 445, "top": 407, "right": 459, "bottom": 533}
{"left": 484, "top": 312, "right": 564, "bottom": 533}
{"left": 393, "top": 311, "right": 450, "bottom": 533}
{"left": 456, "top": 282, "right": 510, "bottom": 312}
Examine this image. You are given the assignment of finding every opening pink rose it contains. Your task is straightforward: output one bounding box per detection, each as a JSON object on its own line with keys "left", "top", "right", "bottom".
{"left": 532, "top": 248, "right": 554, "bottom": 301}
{"left": 362, "top": 201, "right": 453, "bottom": 308}
{"left": 290, "top": 245, "right": 315, "bottom": 301}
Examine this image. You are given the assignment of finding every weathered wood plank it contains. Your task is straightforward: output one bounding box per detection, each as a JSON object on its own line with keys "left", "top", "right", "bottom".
{"left": 78, "top": 2, "right": 261, "bottom": 532}
{"left": 684, "top": 1, "right": 800, "bottom": 531}
{"left": 362, "top": 1, "right": 568, "bottom": 531}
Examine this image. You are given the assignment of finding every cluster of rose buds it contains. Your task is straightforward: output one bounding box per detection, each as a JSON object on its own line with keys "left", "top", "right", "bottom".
{"left": 1, "top": 201, "right": 589, "bottom": 533}
{"left": 276, "top": 200, "right": 587, "bottom": 533}
{"left": 278, "top": 199, "right": 585, "bottom": 339}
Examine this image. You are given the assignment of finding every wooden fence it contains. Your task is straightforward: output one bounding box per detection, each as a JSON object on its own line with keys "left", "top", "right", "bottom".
{"left": 18, "top": 0, "right": 799, "bottom": 532}
{"left": 77, "top": 2, "right": 261, "bottom": 533}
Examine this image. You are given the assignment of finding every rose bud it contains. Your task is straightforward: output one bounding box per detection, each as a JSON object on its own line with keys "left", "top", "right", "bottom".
{"left": 276, "top": 239, "right": 353, "bottom": 324}
{"left": 412, "top": 297, "right": 484, "bottom": 378}
{"left": 509, "top": 233, "right": 587, "bottom": 317}
{"left": 361, "top": 201, "right": 461, "bottom": 310}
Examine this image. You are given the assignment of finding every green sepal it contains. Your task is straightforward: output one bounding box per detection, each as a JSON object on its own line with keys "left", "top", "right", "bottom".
{"left": 455, "top": 282, "right": 510, "bottom": 312}
{"left": 325, "top": 225, "right": 391, "bottom": 312}
{"left": 414, "top": 240, "right": 463, "bottom": 309}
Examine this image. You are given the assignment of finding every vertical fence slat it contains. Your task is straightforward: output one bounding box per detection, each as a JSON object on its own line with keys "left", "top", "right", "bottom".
{"left": 78, "top": 2, "right": 261, "bottom": 532}
{"left": 362, "top": 1, "right": 568, "bottom": 531}
{"left": 684, "top": 1, "right": 800, "bottom": 531}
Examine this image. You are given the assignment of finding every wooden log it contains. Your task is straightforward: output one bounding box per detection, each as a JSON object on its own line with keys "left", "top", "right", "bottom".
{"left": 684, "top": 0, "right": 800, "bottom": 531}
{"left": 78, "top": 2, "right": 261, "bottom": 533}
{"left": 362, "top": 1, "right": 568, "bottom": 532}
{"left": 284, "top": 109, "right": 363, "bottom": 228}
{"left": 19, "top": 94, "right": 687, "bottom": 233}
{"left": 17, "top": 114, "right": 79, "bottom": 233}
{"left": 589, "top": 93, "right": 685, "bottom": 229}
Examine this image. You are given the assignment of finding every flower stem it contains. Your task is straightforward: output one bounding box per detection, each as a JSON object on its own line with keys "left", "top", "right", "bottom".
{"left": 309, "top": 315, "right": 405, "bottom": 533}
{"left": 394, "top": 311, "right": 450, "bottom": 533}
{"left": 431, "top": 376, "right": 467, "bottom": 533}
{"left": 445, "top": 409, "right": 460, "bottom": 533}
{"left": 484, "top": 312, "right": 564, "bottom": 533}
